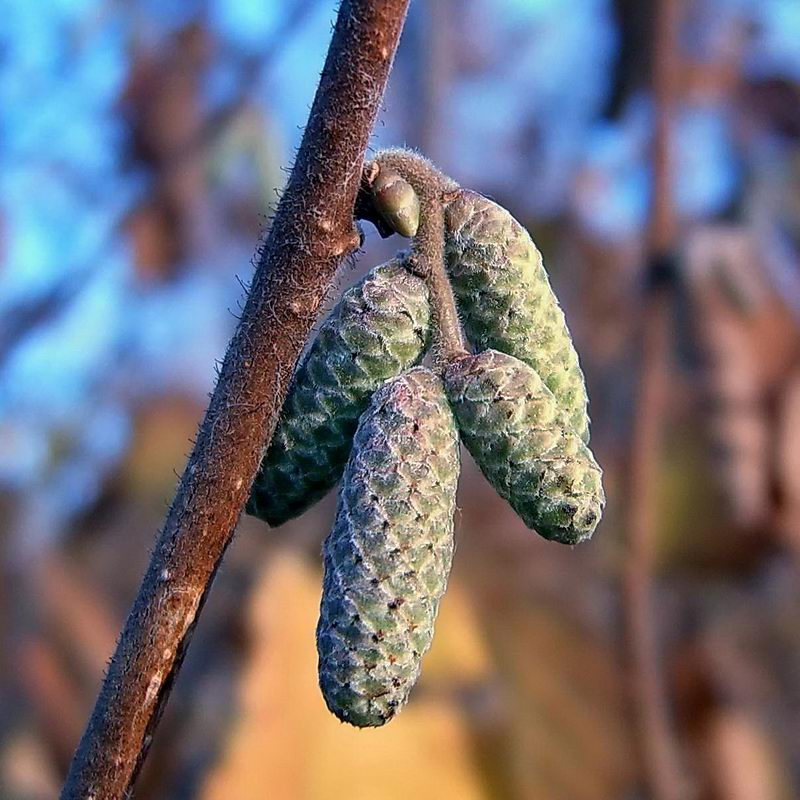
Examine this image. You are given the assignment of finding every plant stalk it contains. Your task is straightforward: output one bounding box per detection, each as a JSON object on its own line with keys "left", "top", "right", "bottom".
{"left": 367, "top": 149, "right": 467, "bottom": 365}
{"left": 60, "top": 3, "right": 410, "bottom": 797}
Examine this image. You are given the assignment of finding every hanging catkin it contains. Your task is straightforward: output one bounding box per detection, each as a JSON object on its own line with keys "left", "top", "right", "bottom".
{"left": 317, "top": 368, "right": 460, "bottom": 726}
{"left": 248, "top": 260, "right": 430, "bottom": 526}
{"left": 445, "top": 349, "right": 603, "bottom": 544}
{"left": 445, "top": 190, "right": 590, "bottom": 442}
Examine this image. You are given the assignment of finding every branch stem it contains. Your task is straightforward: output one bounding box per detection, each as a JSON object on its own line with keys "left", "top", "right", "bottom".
{"left": 411, "top": 187, "right": 467, "bottom": 365}
{"left": 61, "top": 3, "right": 410, "bottom": 797}
{"left": 368, "top": 149, "right": 467, "bottom": 366}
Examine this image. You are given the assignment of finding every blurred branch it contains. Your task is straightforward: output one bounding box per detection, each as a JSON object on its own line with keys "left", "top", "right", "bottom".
{"left": 60, "top": 2, "right": 410, "bottom": 797}
{"left": 622, "top": 0, "right": 687, "bottom": 798}
{"left": 0, "top": 262, "right": 103, "bottom": 367}
{"left": 604, "top": 0, "right": 651, "bottom": 119}
{"left": 413, "top": 0, "right": 452, "bottom": 160}
{"left": 36, "top": 555, "right": 119, "bottom": 683}
{"left": 162, "top": 0, "right": 321, "bottom": 171}
{"left": 16, "top": 637, "right": 84, "bottom": 775}
{"left": 0, "top": 2, "right": 320, "bottom": 364}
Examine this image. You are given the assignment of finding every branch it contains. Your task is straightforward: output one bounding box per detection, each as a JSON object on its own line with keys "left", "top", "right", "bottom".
{"left": 622, "top": 0, "right": 686, "bottom": 798}
{"left": 60, "top": 2, "right": 410, "bottom": 796}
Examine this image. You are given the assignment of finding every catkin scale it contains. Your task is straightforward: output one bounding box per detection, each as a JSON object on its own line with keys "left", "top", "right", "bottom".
{"left": 247, "top": 261, "right": 431, "bottom": 527}
{"left": 317, "top": 368, "right": 460, "bottom": 727}
{"left": 444, "top": 350, "right": 604, "bottom": 545}
{"left": 444, "top": 190, "right": 591, "bottom": 442}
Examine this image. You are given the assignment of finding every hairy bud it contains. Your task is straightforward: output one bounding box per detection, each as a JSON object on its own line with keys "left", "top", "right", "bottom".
{"left": 317, "top": 368, "right": 460, "bottom": 727}
{"left": 370, "top": 167, "right": 421, "bottom": 238}
{"left": 444, "top": 350, "right": 603, "bottom": 545}
{"left": 247, "top": 261, "right": 430, "bottom": 527}
{"left": 445, "top": 190, "right": 590, "bottom": 442}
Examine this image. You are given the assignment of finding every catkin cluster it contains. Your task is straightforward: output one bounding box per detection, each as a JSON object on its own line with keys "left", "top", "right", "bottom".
{"left": 247, "top": 147, "right": 604, "bottom": 727}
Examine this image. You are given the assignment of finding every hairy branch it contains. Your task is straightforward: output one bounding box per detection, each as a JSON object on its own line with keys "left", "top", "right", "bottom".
{"left": 60, "top": 2, "right": 410, "bottom": 797}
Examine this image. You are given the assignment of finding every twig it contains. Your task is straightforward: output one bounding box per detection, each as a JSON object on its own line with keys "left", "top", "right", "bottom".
{"left": 60, "top": 2, "right": 410, "bottom": 797}
{"left": 364, "top": 149, "right": 466, "bottom": 363}
{"left": 410, "top": 191, "right": 467, "bottom": 364}
{"left": 622, "top": 0, "right": 686, "bottom": 798}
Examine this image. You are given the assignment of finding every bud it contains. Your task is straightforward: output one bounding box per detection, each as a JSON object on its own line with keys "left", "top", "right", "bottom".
{"left": 444, "top": 350, "right": 603, "bottom": 545}
{"left": 317, "top": 368, "right": 460, "bottom": 727}
{"left": 445, "top": 190, "right": 590, "bottom": 442}
{"left": 370, "top": 167, "right": 421, "bottom": 238}
{"left": 247, "top": 261, "right": 430, "bottom": 527}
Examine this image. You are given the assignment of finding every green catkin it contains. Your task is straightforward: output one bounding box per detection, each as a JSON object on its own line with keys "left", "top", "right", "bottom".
{"left": 247, "top": 260, "right": 431, "bottom": 527}
{"left": 444, "top": 190, "right": 591, "bottom": 443}
{"left": 316, "top": 368, "right": 460, "bottom": 727}
{"left": 444, "top": 349, "right": 604, "bottom": 545}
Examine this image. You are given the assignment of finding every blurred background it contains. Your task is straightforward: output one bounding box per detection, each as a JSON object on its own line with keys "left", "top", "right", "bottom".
{"left": 1, "top": 0, "right": 800, "bottom": 797}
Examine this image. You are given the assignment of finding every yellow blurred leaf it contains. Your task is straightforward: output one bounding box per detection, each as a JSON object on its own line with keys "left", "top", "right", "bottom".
{"left": 489, "top": 606, "right": 635, "bottom": 800}
{"left": 419, "top": 579, "right": 492, "bottom": 686}
{"left": 201, "top": 548, "right": 487, "bottom": 800}
{"left": 121, "top": 396, "right": 204, "bottom": 506}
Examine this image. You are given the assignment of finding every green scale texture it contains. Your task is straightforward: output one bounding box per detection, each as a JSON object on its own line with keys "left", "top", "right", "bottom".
{"left": 445, "top": 189, "right": 591, "bottom": 442}
{"left": 247, "top": 260, "right": 431, "bottom": 527}
{"left": 317, "top": 368, "right": 460, "bottom": 727}
{"left": 445, "top": 350, "right": 604, "bottom": 545}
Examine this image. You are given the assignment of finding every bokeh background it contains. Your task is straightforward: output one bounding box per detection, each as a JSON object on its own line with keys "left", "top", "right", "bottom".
{"left": 2, "top": 0, "right": 800, "bottom": 797}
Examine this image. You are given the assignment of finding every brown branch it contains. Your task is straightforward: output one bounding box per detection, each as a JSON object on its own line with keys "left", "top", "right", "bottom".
{"left": 60, "top": 2, "right": 410, "bottom": 797}
{"left": 622, "top": 0, "right": 686, "bottom": 799}
{"left": 409, "top": 190, "right": 467, "bottom": 363}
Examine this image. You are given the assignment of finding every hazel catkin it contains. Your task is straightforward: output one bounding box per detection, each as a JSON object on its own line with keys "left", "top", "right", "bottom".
{"left": 444, "top": 349, "right": 603, "bottom": 545}
{"left": 444, "top": 190, "right": 591, "bottom": 442}
{"left": 316, "top": 368, "right": 460, "bottom": 727}
{"left": 247, "top": 260, "right": 431, "bottom": 527}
